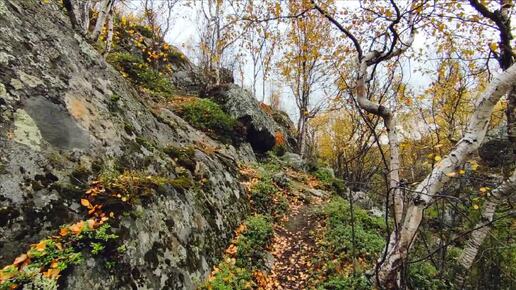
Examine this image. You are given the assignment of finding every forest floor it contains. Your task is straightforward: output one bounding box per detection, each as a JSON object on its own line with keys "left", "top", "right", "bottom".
{"left": 268, "top": 203, "right": 325, "bottom": 289}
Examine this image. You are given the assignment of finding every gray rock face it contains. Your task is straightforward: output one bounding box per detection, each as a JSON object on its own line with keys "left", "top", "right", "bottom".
{"left": 0, "top": 1, "right": 254, "bottom": 289}
{"left": 346, "top": 190, "right": 373, "bottom": 209}
{"left": 281, "top": 152, "right": 306, "bottom": 170}
{"left": 478, "top": 138, "right": 514, "bottom": 167}
{"left": 201, "top": 84, "right": 296, "bottom": 153}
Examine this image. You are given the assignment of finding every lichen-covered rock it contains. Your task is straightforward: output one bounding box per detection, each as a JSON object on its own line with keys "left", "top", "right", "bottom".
{"left": 281, "top": 152, "right": 306, "bottom": 170}
{"left": 0, "top": 1, "right": 254, "bottom": 289}
{"left": 201, "top": 84, "right": 296, "bottom": 153}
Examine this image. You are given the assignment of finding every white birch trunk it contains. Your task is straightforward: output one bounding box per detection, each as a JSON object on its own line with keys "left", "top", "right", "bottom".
{"left": 356, "top": 55, "right": 404, "bottom": 226}
{"left": 376, "top": 64, "right": 516, "bottom": 288}
{"left": 81, "top": 0, "right": 92, "bottom": 35}
{"left": 90, "top": 0, "right": 114, "bottom": 42}
{"left": 104, "top": 10, "right": 114, "bottom": 55}
{"left": 455, "top": 170, "right": 516, "bottom": 287}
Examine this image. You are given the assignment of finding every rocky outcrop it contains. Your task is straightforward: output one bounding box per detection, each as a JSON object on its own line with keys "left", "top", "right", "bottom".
{"left": 0, "top": 1, "right": 254, "bottom": 289}
{"left": 201, "top": 84, "right": 297, "bottom": 153}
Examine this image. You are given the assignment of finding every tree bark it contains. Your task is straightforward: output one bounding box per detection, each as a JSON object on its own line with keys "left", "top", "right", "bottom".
{"left": 104, "top": 9, "right": 114, "bottom": 55}
{"left": 506, "top": 86, "right": 516, "bottom": 152}
{"left": 356, "top": 55, "right": 404, "bottom": 227}
{"left": 376, "top": 63, "right": 516, "bottom": 288}
{"left": 455, "top": 170, "right": 516, "bottom": 288}
{"left": 90, "top": 0, "right": 115, "bottom": 42}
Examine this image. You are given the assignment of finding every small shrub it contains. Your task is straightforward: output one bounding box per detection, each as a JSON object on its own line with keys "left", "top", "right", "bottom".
{"left": 250, "top": 180, "right": 276, "bottom": 215}
{"left": 0, "top": 222, "right": 119, "bottom": 290}
{"left": 318, "top": 274, "right": 371, "bottom": 290}
{"left": 107, "top": 52, "right": 174, "bottom": 96}
{"left": 407, "top": 261, "right": 448, "bottom": 290}
{"left": 322, "top": 197, "right": 385, "bottom": 262}
{"left": 314, "top": 167, "right": 334, "bottom": 187}
{"left": 236, "top": 214, "right": 273, "bottom": 269}
{"left": 201, "top": 259, "right": 254, "bottom": 290}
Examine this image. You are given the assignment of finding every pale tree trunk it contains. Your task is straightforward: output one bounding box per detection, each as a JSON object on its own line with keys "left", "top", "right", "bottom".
{"left": 356, "top": 55, "right": 404, "bottom": 227}
{"left": 376, "top": 64, "right": 516, "bottom": 288}
{"left": 455, "top": 170, "right": 516, "bottom": 288}
{"left": 104, "top": 9, "right": 114, "bottom": 55}
{"left": 507, "top": 86, "right": 516, "bottom": 152}
{"left": 90, "top": 0, "right": 115, "bottom": 42}
{"left": 81, "top": 0, "right": 92, "bottom": 35}
{"left": 297, "top": 114, "right": 307, "bottom": 157}
{"left": 63, "top": 0, "right": 84, "bottom": 30}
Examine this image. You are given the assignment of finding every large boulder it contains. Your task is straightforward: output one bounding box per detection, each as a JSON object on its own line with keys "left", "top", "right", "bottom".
{"left": 0, "top": 1, "right": 253, "bottom": 289}
{"left": 478, "top": 138, "right": 514, "bottom": 167}
{"left": 201, "top": 84, "right": 296, "bottom": 153}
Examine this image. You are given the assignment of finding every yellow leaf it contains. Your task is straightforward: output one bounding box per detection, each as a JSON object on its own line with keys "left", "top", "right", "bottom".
{"left": 434, "top": 155, "right": 442, "bottom": 161}
{"left": 34, "top": 240, "right": 47, "bottom": 252}
{"left": 473, "top": 204, "right": 479, "bottom": 210}
{"left": 459, "top": 169, "right": 465, "bottom": 175}
{"left": 489, "top": 42, "right": 498, "bottom": 51}
{"left": 385, "top": 10, "right": 393, "bottom": 17}
{"left": 80, "top": 199, "right": 92, "bottom": 208}
{"left": 446, "top": 172, "right": 457, "bottom": 177}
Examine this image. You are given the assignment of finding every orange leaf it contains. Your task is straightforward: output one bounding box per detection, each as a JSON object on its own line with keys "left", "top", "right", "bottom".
{"left": 69, "top": 221, "right": 84, "bottom": 235}
{"left": 59, "top": 227, "right": 69, "bottom": 237}
{"left": 34, "top": 240, "right": 47, "bottom": 252}
{"left": 225, "top": 244, "right": 237, "bottom": 256}
{"left": 43, "top": 268, "right": 60, "bottom": 279}
{"left": 13, "top": 254, "right": 28, "bottom": 265}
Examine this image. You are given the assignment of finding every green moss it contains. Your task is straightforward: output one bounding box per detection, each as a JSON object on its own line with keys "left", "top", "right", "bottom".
{"left": 163, "top": 145, "right": 196, "bottom": 170}
{"left": 123, "top": 122, "right": 135, "bottom": 135}
{"left": 135, "top": 136, "right": 157, "bottom": 151}
{"left": 174, "top": 98, "right": 237, "bottom": 143}
{"left": 107, "top": 52, "right": 174, "bottom": 96}
{"left": 163, "top": 145, "right": 195, "bottom": 159}
{"left": 170, "top": 177, "right": 193, "bottom": 192}
{"left": 134, "top": 24, "right": 154, "bottom": 38}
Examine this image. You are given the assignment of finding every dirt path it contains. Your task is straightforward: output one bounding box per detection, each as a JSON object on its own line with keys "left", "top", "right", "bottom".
{"left": 268, "top": 204, "right": 324, "bottom": 289}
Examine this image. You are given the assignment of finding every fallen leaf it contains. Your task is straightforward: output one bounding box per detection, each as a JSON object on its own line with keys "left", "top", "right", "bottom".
{"left": 70, "top": 221, "right": 84, "bottom": 235}
{"left": 34, "top": 240, "right": 47, "bottom": 252}
{"left": 43, "top": 268, "right": 60, "bottom": 279}
{"left": 80, "top": 199, "right": 92, "bottom": 208}
{"left": 13, "top": 254, "right": 28, "bottom": 265}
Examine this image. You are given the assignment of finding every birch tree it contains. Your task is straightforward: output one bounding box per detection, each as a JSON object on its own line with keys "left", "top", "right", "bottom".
{"left": 279, "top": 1, "right": 333, "bottom": 157}
{"left": 311, "top": 0, "right": 419, "bottom": 228}
{"left": 455, "top": 170, "right": 516, "bottom": 287}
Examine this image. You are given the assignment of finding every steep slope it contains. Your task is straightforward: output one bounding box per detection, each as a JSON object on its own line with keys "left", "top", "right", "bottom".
{"left": 0, "top": 1, "right": 272, "bottom": 289}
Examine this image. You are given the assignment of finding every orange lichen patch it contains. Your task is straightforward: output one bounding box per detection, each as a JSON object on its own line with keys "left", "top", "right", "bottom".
{"left": 66, "top": 97, "right": 89, "bottom": 122}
